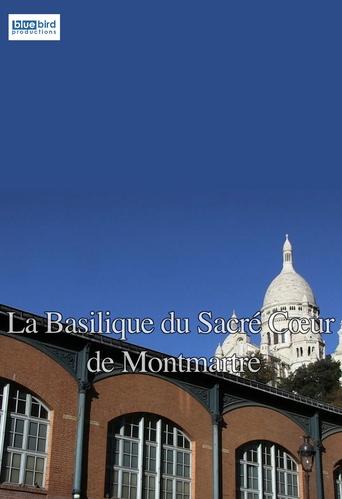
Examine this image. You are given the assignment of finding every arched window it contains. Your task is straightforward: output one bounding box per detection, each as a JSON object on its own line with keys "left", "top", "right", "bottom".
{"left": 105, "top": 413, "right": 191, "bottom": 499}
{"left": 336, "top": 466, "right": 342, "bottom": 499}
{"left": 237, "top": 441, "right": 299, "bottom": 498}
{"left": 0, "top": 380, "right": 49, "bottom": 488}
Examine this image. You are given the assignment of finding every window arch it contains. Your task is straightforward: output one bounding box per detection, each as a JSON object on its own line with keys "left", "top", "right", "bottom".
{"left": 237, "top": 441, "right": 299, "bottom": 498}
{"left": 0, "top": 379, "right": 49, "bottom": 488}
{"left": 105, "top": 413, "right": 191, "bottom": 499}
{"left": 336, "top": 466, "right": 342, "bottom": 499}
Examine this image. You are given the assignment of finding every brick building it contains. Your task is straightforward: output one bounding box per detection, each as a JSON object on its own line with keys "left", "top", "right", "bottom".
{"left": 0, "top": 304, "right": 342, "bottom": 499}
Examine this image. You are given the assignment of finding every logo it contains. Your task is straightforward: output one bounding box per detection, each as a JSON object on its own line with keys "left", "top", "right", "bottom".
{"left": 8, "top": 14, "right": 60, "bottom": 41}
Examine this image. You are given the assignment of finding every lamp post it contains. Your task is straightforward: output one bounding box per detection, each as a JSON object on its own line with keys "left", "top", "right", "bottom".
{"left": 298, "top": 435, "right": 315, "bottom": 499}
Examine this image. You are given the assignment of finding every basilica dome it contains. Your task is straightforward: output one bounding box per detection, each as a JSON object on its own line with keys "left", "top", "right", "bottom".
{"left": 262, "top": 235, "right": 316, "bottom": 308}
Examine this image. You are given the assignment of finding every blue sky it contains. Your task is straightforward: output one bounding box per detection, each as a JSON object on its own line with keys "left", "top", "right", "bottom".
{"left": 1, "top": 1, "right": 341, "bottom": 358}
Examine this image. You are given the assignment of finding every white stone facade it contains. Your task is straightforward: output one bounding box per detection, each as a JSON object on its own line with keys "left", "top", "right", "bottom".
{"left": 332, "top": 322, "right": 342, "bottom": 381}
{"left": 216, "top": 236, "right": 328, "bottom": 378}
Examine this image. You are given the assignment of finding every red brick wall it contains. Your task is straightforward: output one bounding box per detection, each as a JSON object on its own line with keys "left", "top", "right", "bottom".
{"left": 222, "top": 405, "right": 313, "bottom": 499}
{"left": 1, "top": 335, "right": 340, "bottom": 499}
{"left": 87, "top": 373, "right": 213, "bottom": 499}
{"left": 0, "top": 335, "right": 78, "bottom": 499}
{"left": 322, "top": 430, "right": 342, "bottom": 498}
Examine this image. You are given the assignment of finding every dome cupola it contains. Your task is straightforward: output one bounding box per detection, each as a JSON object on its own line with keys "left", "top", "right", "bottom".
{"left": 262, "top": 235, "right": 317, "bottom": 309}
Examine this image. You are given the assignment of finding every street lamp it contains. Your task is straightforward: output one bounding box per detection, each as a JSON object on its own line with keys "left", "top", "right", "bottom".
{"left": 298, "top": 435, "right": 315, "bottom": 499}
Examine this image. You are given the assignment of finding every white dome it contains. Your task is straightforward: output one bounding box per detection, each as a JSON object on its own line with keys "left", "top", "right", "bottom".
{"left": 263, "top": 270, "right": 316, "bottom": 308}
{"left": 262, "top": 236, "right": 316, "bottom": 308}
